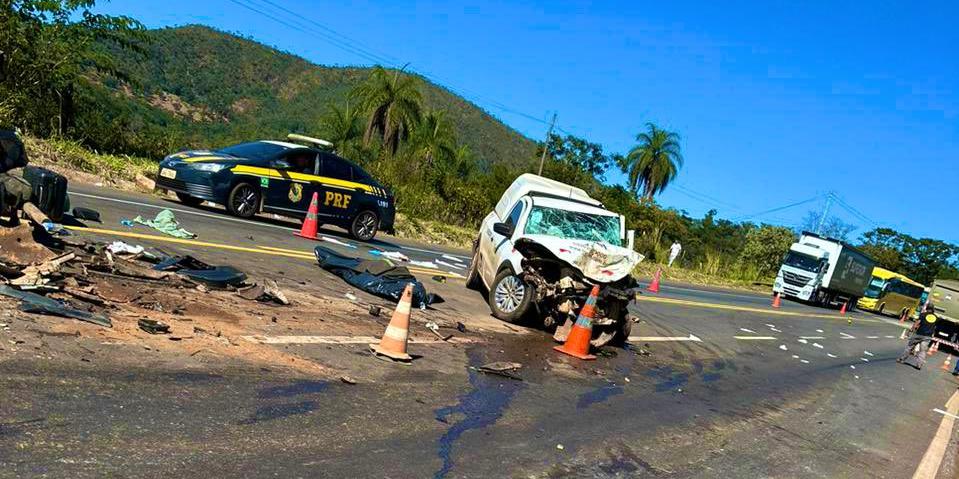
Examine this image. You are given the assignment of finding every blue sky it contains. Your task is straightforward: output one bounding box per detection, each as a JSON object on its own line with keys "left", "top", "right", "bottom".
{"left": 94, "top": 0, "right": 957, "bottom": 243}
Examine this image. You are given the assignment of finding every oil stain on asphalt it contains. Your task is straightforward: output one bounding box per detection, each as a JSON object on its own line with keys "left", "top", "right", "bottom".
{"left": 239, "top": 380, "right": 329, "bottom": 424}
{"left": 433, "top": 348, "right": 526, "bottom": 479}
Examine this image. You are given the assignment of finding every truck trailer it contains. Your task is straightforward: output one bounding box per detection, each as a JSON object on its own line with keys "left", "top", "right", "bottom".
{"left": 930, "top": 280, "right": 959, "bottom": 343}
{"left": 772, "top": 232, "right": 875, "bottom": 309}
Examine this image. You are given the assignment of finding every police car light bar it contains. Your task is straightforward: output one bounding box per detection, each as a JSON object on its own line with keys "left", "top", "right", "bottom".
{"left": 287, "top": 134, "right": 334, "bottom": 149}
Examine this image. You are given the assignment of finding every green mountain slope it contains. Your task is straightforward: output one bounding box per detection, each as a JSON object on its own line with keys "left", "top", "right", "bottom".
{"left": 87, "top": 25, "right": 537, "bottom": 166}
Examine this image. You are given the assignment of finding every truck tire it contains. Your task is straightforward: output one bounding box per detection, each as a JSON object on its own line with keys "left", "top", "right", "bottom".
{"left": 488, "top": 269, "right": 533, "bottom": 324}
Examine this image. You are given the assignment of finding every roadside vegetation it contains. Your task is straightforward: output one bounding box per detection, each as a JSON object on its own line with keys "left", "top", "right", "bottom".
{"left": 3, "top": 1, "right": 957, "bottom": 288}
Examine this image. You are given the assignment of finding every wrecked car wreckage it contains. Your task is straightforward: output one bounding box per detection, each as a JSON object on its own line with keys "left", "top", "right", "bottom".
{"left": 513, "top": 238, "right": 639, "bottom": 348}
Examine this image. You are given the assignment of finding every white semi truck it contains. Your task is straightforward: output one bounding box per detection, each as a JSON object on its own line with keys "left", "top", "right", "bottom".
{"left": 772, "top": 232, "right": 875, "bottom": 309}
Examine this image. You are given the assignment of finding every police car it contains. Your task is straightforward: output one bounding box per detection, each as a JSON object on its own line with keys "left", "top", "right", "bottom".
{"left": 155, "top": 134, "right": 395, "bottom": 241}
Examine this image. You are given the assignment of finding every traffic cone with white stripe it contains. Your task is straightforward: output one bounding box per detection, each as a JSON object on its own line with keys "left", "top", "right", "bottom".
{"left": 553, "top": 285, "right": 600, "bottom": 360}
{"left": 771, "top": 292, "right": 782, "bottom": 309}
{"left": 370, "top": 283, "right": 414, "bottom": 362}
{"left": 929, "top": 340, "right": 939, "bottom": 355}
{"left": 941, "top": 355, "right": 952, "bottom": 371}
{"left": 294, "top": 192, "right": 320, "bottom": 240}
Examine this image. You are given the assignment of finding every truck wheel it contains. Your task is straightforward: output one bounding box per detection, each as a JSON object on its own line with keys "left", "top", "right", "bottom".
{"left": 488, "top": 269, "right": 532, "bottom": 323}
{"left": 175, "top": 192, "right": 203, "bottom": 207}
{"left": 349, "top": 210, "right": 378, "bottom": 241}
{"left": 464, "top": 239, "right": 482, "bottom": 291}
{"left": 227, "top": 182, "right": 260, "bottom": 218}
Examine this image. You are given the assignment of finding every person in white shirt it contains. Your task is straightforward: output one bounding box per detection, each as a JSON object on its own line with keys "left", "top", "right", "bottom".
{"left": 668, "top": 241, "right": 682, "bottom": 267}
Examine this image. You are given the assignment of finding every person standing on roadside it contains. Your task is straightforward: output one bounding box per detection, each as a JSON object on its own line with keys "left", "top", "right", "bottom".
{"left": 898, "top": 301, "right": 938, "bottom": 369}
{"left": 667, "top": 241, "right": 682, "bottom": 267}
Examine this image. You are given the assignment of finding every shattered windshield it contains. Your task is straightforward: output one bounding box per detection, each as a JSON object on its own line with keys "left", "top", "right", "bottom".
{"left": 524, "top": 205, "right": 622, "bottom": 246}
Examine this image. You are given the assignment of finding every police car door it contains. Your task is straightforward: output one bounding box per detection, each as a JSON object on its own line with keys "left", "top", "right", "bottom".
{"left": 264, "top": 150, "right": 319, "bottom": 216}
{"left": 316, "top": 153, "right": 360, "bottom": 221}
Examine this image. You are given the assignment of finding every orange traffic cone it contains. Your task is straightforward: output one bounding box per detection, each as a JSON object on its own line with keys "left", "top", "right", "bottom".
{"left": 647, "top": 268, "right": 661, "bottom": 294}
{"left": 370, "top": 283, "right": 414, "bottom": 362}
{"left": 941, "top": 355, "right": 952, "bottom": 371}
{"left": 554, "top": 285, "right": 600, "bottom": 360}
{"left": 899, "top": 310, "right": 907, "bottom": 324}
{"left": 839, "top": 301, "right": 848, "bottom": 315}
{"left": 772, "top": 292, "right": 782, "bottom": 309}
{"left": 294, "top": 192, "right": 320, "bottom": 240}
{"left": 929, "top": 340, "right": 940, "bottom": 355}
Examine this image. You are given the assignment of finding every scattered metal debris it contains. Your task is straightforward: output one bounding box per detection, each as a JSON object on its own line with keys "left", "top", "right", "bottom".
{"left": 473, "top": 361, "right": 523, "bottom": 380}
{"left": 0, "top": 285, "right": 111, "bottom": 328}
{"left": 138, "top": 318, "right": 170, "bottom": 334}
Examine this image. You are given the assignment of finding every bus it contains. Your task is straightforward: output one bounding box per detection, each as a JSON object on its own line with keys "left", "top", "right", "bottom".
{"left": 857, "top": 267, "right": 925, "bottom": 318}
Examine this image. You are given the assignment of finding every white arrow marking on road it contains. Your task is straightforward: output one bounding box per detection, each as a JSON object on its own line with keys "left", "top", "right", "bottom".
{"left": 734, "top": 336, "right": 777, "bottom": 340}
{"left": 739, "top": 328, "right": 757, "bottom": 334}
{"left": 840, "top": 332, "right": 856, "bottom": 339}
{"left": 628, "top": 334, "right": 702, "bottom": 343}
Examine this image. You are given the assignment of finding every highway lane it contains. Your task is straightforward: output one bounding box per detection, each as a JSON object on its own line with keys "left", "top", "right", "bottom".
{"left": 3, "top": 183, "right": 957, "bottom": 477}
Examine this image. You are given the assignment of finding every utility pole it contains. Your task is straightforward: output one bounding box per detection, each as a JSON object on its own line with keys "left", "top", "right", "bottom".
{"left": 815, "top": 192, "right": 833, "bottom": 235}
{"left": 537, "top": 112, "right": 557, "bottom": 176}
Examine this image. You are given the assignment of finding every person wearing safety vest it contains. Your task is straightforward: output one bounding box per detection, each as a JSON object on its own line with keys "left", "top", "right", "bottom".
{"left": 898, "top": 302, "right": 938, "bottom": 369}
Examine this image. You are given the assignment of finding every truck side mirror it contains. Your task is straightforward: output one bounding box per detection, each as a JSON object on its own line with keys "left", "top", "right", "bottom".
{"left": 493, "top": 222, "right": 514, "bottom": 238}
{"left": 627, "top": 230, "right": 636, "bottom": 250}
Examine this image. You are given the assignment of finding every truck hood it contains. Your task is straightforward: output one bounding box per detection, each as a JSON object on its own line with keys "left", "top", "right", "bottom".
{"left": 514, "top": 234, "right": 644, "bottom": 283}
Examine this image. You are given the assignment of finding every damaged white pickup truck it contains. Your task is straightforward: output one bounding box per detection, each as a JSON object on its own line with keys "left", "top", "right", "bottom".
{"left": 465, "top": 174, "right": 643, "bottom": 347}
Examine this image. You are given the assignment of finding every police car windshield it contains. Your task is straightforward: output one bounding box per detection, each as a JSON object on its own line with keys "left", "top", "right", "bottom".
{"left": 216, "top": 142, "right": 288, "bottom": 161}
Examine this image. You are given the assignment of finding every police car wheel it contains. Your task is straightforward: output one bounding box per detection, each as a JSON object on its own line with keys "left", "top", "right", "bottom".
{"left": 350, "top": 210, "right": 378, "bottom": 241}
{"left": 227, "top": 182, "right": 260, "bottom": 218}
{"left": 175, "top": 192, "right": 203, "bottom": 207}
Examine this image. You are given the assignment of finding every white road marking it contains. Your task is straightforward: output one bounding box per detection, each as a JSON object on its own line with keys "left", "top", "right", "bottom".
{"left": 241, "top": 335, "right": 474, "bottom": 344}
{"left": 827, "top": 353, "right": 837, "bottom": 358}
{"left": 816, "top": 329, "right": 824, "bottom": 333}
{"left": 797, "top": 339, "right": 808, "bottom": 344}
{"left": 885, "top": 335, "right": 897, "bottom": 339}
{"left": 864, "top": 350, "right": 874, "bottom": 356}
{"left": 866, "top": 336, "right": 879, "bottom": 339}
{"left": 734, "top": 336, "right": 777, "bottom": 340}
{"left": 800, "top": 359, "right": 810, "bottom": 364}
{"left": 840, "top": 332, "right": 856, "bottom": 339}
{"left": 629, "top": 334, "right": 702, "bottom": 343}
{"left": 779, "top": 344, "right": 788, "bottom": 351}
{"left": 812, "top": 343, "right": 824, "bottom": 349}
{"left": 71, "top": 191, "right": 472, "bottom": 260}
{"left": 850, "top": 365, "right": 856, "bottom": 369}
{"left": 799, "top": 336, "right": 824, "bottom": 340}
{"left": 861, "top": 358, "right": 870, "bottom": 362}
{"left": 914, "top": 391, "right": 959, "bottom": 478}
{"left": 792, "top": 355, "right": 800, "bottom": 359}
{"left": 739, "top": 328, "right": 756, "bottom": 334}
{"left": 766, "top": 323, "right": 776, "bottom": 328}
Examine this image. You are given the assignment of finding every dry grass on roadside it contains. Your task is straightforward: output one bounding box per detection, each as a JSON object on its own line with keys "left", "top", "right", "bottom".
{"left": 24, "top": 135, "right": 157, "bottom": 190}
{"left": 633, "top": 261, "right": 770, "bottom": 293}
{"left": 392, "top": 212, "right": 475, "bottom": 250}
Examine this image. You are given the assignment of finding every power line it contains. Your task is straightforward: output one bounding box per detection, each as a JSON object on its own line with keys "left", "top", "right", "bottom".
{"left": 731, "top": 195, "right": 823, "bottom": 222}
{"left": 236, "top": 0, "right": 560, "bottom": 130}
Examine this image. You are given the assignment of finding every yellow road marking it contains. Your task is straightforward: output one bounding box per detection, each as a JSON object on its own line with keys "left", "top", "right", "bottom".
{"left": 634, "top": 295, "right": 883, "bottom": 323}
{"left": 63, "top": 225, "right": 464, "bottom": 280}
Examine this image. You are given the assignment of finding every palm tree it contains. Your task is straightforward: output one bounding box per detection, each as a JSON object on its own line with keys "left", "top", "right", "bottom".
{"left": 319, "top": 102, "right": 362, "bottom": 157}
{"left": 621, "top": 122, "right": 683, "bottom": 200}
{"left": 351, "top": 65, "right": 423, "bottom": 156}
{"left": 410, "top": 110, "right": 456, "bottom": 169}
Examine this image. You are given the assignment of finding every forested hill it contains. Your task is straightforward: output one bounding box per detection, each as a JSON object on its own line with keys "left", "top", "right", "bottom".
{"left": 87, "top": 25, "right": 537, "bottom": 165}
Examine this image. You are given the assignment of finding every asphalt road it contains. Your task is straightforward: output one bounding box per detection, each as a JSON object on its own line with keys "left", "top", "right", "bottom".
{"left": 2, "top": 184, "right": 958, "bottom": 478}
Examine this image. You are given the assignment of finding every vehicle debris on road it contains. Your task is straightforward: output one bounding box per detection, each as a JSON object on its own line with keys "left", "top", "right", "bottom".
{"left": 133, "top": 209, "right": 196, "bottom": 239}
{"left": 138, "top": 318, "right": 171, "bottom": 334}
{"left": 473, "top": 361, "right": 523, "bottom": 380}
{"left": 314, "top": 246, "right": 443, "bottom": 308}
